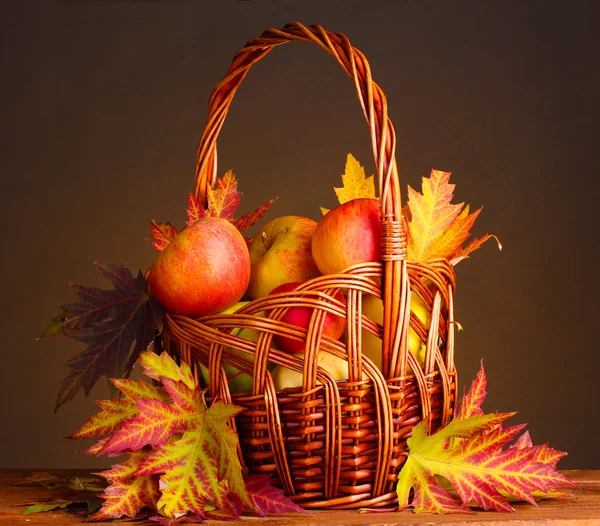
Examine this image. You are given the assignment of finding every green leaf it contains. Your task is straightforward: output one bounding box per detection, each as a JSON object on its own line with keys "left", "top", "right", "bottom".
{"left": 23, "top": 500, "right": 71, "bottom": 514}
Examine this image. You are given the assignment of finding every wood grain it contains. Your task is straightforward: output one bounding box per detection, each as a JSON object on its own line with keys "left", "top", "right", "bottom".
{"left": 1, "top": 469, "right": 598, "bottom": 525}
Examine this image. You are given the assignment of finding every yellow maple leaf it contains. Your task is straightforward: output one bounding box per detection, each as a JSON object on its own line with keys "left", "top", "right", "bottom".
{"left": 406, "top": 169, "right": 500, "bottom": 263}
{"left": 321, "top": 153, "right": 376, "bottom": 214}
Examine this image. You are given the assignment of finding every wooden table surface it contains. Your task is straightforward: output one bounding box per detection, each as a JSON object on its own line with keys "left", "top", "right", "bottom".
{"left": 1, "top": 469, "right": 598, "bottom": 525}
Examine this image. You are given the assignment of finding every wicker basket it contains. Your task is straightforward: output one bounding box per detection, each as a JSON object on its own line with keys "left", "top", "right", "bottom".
{"left": 161, "top": 21, "right": 458, "bottom": 509}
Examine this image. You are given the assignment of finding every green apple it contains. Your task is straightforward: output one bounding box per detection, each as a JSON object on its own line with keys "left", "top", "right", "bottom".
{"left": 271, "top": 351, "right": 353, "bottom": 390}
{"left": 200, "top": 301, "right": 273, "bottom": 393}
{"left": 360, "top": 293, "right": 431, "bottom": 372}
{"left": 246, "top": 216, "right": 321, "bottom": 299}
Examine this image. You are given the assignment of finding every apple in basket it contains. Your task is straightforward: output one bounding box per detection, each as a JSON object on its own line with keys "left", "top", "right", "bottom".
{"left": 245, "top": 216, "right": 321, "bottom": 299}
{"left": 272, "top": 351, "right": 351, "bottom": 390}
{"left": 269, "top": 280, "right": 346, "bottom": 354}
{"left": 361, "top": 292, "right": 430, "bottom": 372}
{"left": 148, "top": 217, "right": 250, "bottom": 317}
{"left": 199, "top": 301, "right": 275, "bottom": 393}
{"left": 311, "top": 197, "right": 381, "bottom": 275}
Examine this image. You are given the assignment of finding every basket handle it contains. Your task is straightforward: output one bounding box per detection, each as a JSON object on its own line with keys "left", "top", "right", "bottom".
{"left": 193, "top": 21, "right": 406, "bottom": 261}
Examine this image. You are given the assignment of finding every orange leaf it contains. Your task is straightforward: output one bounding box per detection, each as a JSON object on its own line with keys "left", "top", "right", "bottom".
{"left": 451, "top": 234, "right": 503, "bottom": 265}
{"left": 206, "top": 170, "right": 241, "bottom": 220}
{"left": 185, "top": 172, "right": 276, "bottom": 233}
{"left": 406, "top": 169, "right": 500, "bottom": 264}
{"left": 148, "top": 221, "right": 178, "bottom": 252}
{"left": 186, "top": 193, "right": 206, "bottom": 226}
{"left": 231, "top": 197, "right": 277, "bottom": 233}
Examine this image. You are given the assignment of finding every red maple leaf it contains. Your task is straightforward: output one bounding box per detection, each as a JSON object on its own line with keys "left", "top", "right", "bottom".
{"left": 149, "top": 170, "right": 275, "bottom": 252}
{"left": 396, "top": 362, "right": 577, "bottom": 514}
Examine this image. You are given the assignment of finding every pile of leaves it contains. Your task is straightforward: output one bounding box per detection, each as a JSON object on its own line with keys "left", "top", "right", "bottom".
{"left": 19, "top": 472, "right": 105, "bottom": 517}
{"left": 41, "top": 350, "right": 307, "bottom": 522}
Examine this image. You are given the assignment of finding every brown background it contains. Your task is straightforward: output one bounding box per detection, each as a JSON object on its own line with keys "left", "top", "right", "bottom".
{"left": 1, "top": 1, "right": 599, "bottom": 470}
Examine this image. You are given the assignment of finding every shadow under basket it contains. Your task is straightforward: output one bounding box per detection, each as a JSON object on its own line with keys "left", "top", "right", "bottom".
{"left": 159, "top": 22, "right": 459, "bottom": 509}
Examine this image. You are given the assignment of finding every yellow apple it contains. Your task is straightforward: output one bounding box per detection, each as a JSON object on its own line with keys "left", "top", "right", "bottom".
{"left": 246, "top": 216, "right": 321, "bottom": 299}
{"left": 200, "top": 301, "right": 273, "bottom": 393}
{"left": 271, "top": 351, "right": 353, "bottom": 390}
{"left": 360, "top": 293, "right": 431, "bottom": 372}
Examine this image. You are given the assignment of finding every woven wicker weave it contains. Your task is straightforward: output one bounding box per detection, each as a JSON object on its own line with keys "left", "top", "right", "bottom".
{"left": 161, "top": 21, "right": 458, "bottom": 509}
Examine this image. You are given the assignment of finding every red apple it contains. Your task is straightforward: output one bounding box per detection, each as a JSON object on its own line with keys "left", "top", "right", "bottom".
{"left": 148, "top": 217, "right": 250, "bottom": 317}
{"left": 311, "top": 198, "right": 381, "bottom": 275}
{"left": 270, "top": 281, "right": 346, "bottom": 354}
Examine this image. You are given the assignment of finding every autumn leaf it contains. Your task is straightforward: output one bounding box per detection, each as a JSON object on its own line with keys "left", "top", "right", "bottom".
{"left": 206, "top": 170, "right": 241, "bottom": 220}
{"left": 23, "top": 500, "right": 73, "bottom": 515}
{"left": 21, "top": 473, "right": 105, "bottom": 516}
{"left": 14, "top": 472, "right": 60, "bottom": 488}
{"left": 90, "top": 450, "right": 161, "bottom": 521}
{"left": 137, "top": 350, "right": 195, "bottom": 390}
{"left": 406, "top": 169, "right": 500, "bottom": 264}
{"left": 245, "top": 474, "right": 309, "bottom": 517}
{"left": 148, "top": 221, "right": 178, "bottom": 252}
{"left": 136, "top": 401, "right": 248, "bottom": 517}
{"left": 321, "top": 153, "right": 376, "bottom": 214}
{"left": 68, "top": 398, "right": 139, "bottom": 441}
{"left": 42, "top": 262, "right": 164, "bottom": 411}
{"left": 186, "top": 192, "right": 207, "bottom": 225}
{"left": 70, "top": 352, "right": 247, "bottom": 519}
{"left": 454, "top": 359, "right": 487, "bottom": 421}
{"left": 396, "top": 362, "right": 576, "bottom": 514}
{"left": 150, "top": 171, "right": 276, "bottom": 251}
{"left": 66, "top": 350, "right": 308, "bottom": 521}
{"left": 231, "top": 197, "right": 277, "bottom": 232}
{"left": 190, "top": 171, "right": 276, "bottom": 230}
{"left": 69, "top": 379, "right": 170, "bottom": 445}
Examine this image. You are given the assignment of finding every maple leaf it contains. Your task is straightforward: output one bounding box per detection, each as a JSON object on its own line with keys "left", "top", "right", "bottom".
{"left": 150, "top": 171, "right": 275, "bottom": 252}
{"left": 245, "top": 475, "right": 309, "bottom": 517}
{"left": 454, "top": 359, "right": 487, "bottom": 421}
{"left": 148, "top": 221, "right": 178, "bottom": 252}
{"left": 206, "top": 170, "right": 241, "bottom": 220}
{"left": 42, "top": 262, "right": 164, "bottom": 411}
{"left": 231, "top": 197, "right": 277, "bottom": 232}
{"left": 186, "top": 192, "right": 207, "bottom": 225}
{"left": 90, "top": 450, "right": 161, "bottom": 521}
{"left": 321, "top": 153, "right": 376, "bottom": 214}
{"left": 69, "top": 350, "right": 308, "bottom": 521}
{"left": 69, "top": 398, "right": 139, "bottom": 440}
{"left": 135, "top": 401, "right": 249, "bottom": 517}
{"left": 406, "top": 169, "right": 501, "bottom": 264}
{"left": 396, "top": 362, "right": 576, "bottom": 514}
